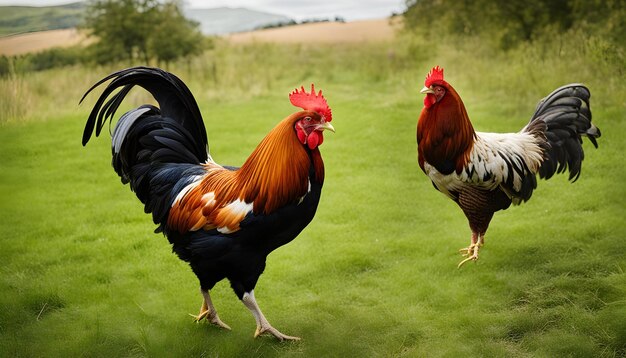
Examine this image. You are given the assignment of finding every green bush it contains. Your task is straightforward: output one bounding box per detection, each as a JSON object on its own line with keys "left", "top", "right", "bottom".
{"left": 403, "top": 0, "right": 626, "bottom": 51}
{"left": 0, "top": 56, "right": 9, "bottom": 78}
{"left": 27, "top": 47, "right": 81, "bottom": 71}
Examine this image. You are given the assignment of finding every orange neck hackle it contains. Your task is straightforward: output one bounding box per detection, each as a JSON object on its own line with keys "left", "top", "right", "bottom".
{"left": 167, "top": 112, "right": 325, "bottom": 234}
{"left": 237, "top": 112, "right": 324, "bottom": 213}
{"left": 167, "top": 85, "right": 332, "bottom": 234}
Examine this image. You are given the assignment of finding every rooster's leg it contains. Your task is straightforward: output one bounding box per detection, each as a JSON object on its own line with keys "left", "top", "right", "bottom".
{"left": 242, "top": 290, "right": 300, "bottom": 341}
{"left": 458, "top": 232, "right": 484, "bottom": 267}
{"left": 190, "top": 288, "right": 231, "bottom": 330}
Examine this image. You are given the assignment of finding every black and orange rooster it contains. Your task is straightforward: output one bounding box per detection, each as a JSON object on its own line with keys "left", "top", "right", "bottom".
{"left": 81, "top": 67, "right": 334, "bottom": 340}
{"left": 416, "top": 66, "right": 600, "bottom": 267}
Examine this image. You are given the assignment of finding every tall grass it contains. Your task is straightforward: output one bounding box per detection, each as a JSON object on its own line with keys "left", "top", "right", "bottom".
{"left": 1, "top": 31, "right": 625, "bottom": 357}
{"left": 2, "top": 28, "right": 623, "bottom": 123}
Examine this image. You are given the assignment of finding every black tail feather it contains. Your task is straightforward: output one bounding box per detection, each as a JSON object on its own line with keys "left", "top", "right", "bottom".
{"left": 525, "top": 84, "right": 600, "bottom": 182}
{"left": 81, "top": 66, "right": 209, "bottom": 162}
{"left": 82, "top": 68, "right": 211, "bottom": 230}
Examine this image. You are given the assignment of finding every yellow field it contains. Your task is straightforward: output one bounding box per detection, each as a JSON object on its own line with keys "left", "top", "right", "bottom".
{"left": 228, "top": 18, "right": 399, "bottom": 44}
{"left": 0, "top": 29, "right": 86, "bottom": 56}
{"left": 0, "top": 18, "right": 398, "bottom": 56}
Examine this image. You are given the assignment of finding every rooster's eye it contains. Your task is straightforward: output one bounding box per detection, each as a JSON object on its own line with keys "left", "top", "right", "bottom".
{"left": 304, "top": 117, "right": 312, "bottom": 122}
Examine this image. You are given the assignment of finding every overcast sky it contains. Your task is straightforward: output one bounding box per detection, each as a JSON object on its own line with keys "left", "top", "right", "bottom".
{"left": 0, "top": 0, "right": 407, "bottom": 21}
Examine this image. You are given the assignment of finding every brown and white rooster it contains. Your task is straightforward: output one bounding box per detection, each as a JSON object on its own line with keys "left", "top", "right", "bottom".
{"left": 416, "top": 66, "right": 600, "bottom": 267}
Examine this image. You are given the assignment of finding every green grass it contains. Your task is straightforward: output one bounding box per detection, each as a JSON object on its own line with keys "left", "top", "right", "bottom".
{"left": 0, "top": 2, "right": 83, "bottom": 36}
{"left": 1, "top": 39, "right": 625, "bottom": 357}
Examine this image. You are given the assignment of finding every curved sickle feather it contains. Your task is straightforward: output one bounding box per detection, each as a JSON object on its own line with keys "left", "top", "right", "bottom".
{"left": 80, "top": 66, "right": 209, "bottom": 163}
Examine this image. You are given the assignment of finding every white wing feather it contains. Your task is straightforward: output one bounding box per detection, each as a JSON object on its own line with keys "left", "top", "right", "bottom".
{"left": 423, "top": 131, "right": 544, "bottom": 201}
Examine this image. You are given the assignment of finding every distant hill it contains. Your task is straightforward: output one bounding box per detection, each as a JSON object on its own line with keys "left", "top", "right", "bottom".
{"left": 0, "top": 2, "right": 84, "bottom": 36}
{"left": 183, "top": 7, "right": 293, "bottom": 35}
{"left": 0, "top": 3, "right": 293, "bottom": 37}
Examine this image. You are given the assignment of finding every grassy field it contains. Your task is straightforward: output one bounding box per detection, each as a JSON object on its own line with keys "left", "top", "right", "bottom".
{"left": 0, "top": 2, "right": 83, "bottom": 36}
{"left": 1, "top": 37, "right": 625, "bottom": 357}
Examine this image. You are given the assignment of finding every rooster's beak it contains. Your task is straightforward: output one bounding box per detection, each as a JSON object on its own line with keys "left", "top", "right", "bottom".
{"left": 420, "top": 86, "right": 434, "bottom": 95}
{"left": 319, "top": 122, "right": 335, "bottom": 133}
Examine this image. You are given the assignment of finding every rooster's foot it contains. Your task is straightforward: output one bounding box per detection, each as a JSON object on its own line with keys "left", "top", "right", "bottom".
{"left": 190, "top": 310, "right": 231, "bottom": 330}
{"left": 255, "top": 324, "right": 300, "bottom": 341}
{"left": 458, "top": 239, "right": 483, "bottom": 268}
{"left": 193, "top": 289, "right": 231, "bottom": 329}
{"left": 242, "top": 290, "right": 300, "bottom": 342}
{"left": 457, "top": 247, "right": 480, "bottom": 267}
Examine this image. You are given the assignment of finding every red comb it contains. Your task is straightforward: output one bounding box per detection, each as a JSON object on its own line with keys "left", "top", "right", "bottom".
{"left": 289, "top": 84, "right": 332, "bottom": 122}
{"left": 425, "top": 66, "right": 445, "bottom": 87}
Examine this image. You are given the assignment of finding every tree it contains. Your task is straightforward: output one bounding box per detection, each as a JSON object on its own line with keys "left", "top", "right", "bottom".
{"left": 82, "top": 0, "right": 204, "bottom": 65}
{"left": 148, "top": 2, "right": 205, "bottom": 67}
{"left": 403, "top": 0, "right": 625, "bottom": 49}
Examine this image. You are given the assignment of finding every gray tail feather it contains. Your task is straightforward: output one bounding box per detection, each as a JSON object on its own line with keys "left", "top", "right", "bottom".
{"left": 524, "top": 84, "right": 600, "bottom": 182}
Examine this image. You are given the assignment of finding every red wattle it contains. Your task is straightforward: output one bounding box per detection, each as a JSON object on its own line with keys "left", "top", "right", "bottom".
{"left": 424, "top": 94, "right": 436, "bottom": 109}
{"left": 307, "top": 132, "right": 319, "bottom": 149}
{"left": 297, "top": 128, "right": 307, "bottom": 144}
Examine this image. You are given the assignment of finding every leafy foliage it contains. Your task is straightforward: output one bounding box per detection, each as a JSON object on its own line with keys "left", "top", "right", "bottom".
{"left": 404, "top": 0, "right": 626, "bottom": 50}
{"left": 0, "top": 56, "right": 9, "bottom": 78}
{"left": 147, "top": 2, "right": 205, "bottom": 66}
{"left": 24, "top": 47, "right": 82, "bottom": 71}
{"left": 81, "top": 0, "right": 204, "bottom": 65}
{"left": 1, "top": 46, "right": 90, "bottom": 75}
